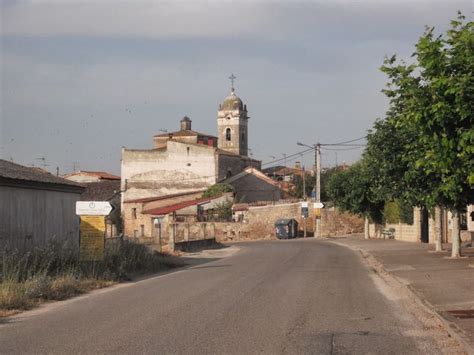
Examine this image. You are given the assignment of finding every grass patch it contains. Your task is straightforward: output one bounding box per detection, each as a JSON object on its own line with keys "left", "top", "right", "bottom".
{"left": 0, "top": 240, "right": 184, "bottom": 313}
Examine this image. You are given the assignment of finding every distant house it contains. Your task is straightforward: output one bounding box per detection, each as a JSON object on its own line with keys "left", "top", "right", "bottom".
{"left": 123, "top": 190, "right": 230, "bottom": 247}
{"left": 0, "top": 159, "right": 84, "bottom": 250}
{"left": 63, "top": 170, "right": 120, "bottom": 184}
{"left": 223, "top": 167, "right": 282, "bottom": 203}
{"left": 263, "top": 162, "right": 305, "bottom": 182}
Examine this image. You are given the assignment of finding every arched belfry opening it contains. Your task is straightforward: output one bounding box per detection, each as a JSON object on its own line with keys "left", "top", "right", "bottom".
{"left": 217, "top": 74, "right": 249, "bottom": 156}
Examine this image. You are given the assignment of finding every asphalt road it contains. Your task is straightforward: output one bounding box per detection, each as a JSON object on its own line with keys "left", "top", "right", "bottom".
{"left": 0, "top": 239, "right": 446, "bottom": 354}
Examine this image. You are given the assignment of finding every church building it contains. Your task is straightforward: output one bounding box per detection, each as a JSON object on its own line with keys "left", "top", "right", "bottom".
{"left": 121, "top": 82, "right": 261, "bottom": 204}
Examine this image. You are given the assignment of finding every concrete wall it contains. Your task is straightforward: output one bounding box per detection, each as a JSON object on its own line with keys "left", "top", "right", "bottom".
{"left": 0, "top": 185, "right": 81, "bottom": 251}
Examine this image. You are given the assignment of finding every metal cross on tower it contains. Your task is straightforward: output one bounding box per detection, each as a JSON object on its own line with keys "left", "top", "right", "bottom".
{"left": 229, "top": 73, "right": 236, "bottom": 92}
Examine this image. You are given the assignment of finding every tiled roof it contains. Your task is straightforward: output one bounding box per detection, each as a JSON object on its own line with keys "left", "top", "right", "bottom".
{"left": 154, "top": 130, "right": 217, "bottom": 138}
{"left": 142, "top": 196, "right": 217, "bottom": 215}
{"left": 224, "top": 167, "right": 279, "bottom": 187}
{"left": 0, "top": 159, "right": 84, "bottom": 188}
{"left": 63, "top": 170, "right": 120, "bottom": 180}
{"left": 81, "top": 180, "right": 121, "bottom": 201}
{"left": 124, "top": 189, "right": 206, "bottom": 204}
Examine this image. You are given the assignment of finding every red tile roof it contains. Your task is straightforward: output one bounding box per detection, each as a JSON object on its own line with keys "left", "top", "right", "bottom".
{"left": 154, "top": 130, "right": 217, "bottom": 139}
{"left": 142, "top": 196, "right": 216, "bottom": 215}
{"left": 124, "top": 190, "right": 206, "bottom": 203}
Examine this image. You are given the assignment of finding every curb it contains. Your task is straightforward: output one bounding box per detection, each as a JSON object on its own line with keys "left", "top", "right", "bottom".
{"left": 330, "top": 240, "right": 473, "bottom": 355}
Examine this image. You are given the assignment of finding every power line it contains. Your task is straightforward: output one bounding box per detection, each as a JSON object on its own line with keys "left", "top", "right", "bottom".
{"left": 320, "top": 136, "right": 366, "bottom": 146}
{"left": 125, "top": 149, "right": 316, "bottom": 184}
{"left": 261, "top": 147, "right": 314, "bottom": 167}
{"left": 321, "top": 146, "right": 365, "bottom": 151}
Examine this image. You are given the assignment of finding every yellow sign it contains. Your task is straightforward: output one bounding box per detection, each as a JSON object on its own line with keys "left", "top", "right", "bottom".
{"left": 314, "top": 208, "right": 321, "bottom": 217}
{"left": 80, "top": 215, "right": 105, "bottom": 261}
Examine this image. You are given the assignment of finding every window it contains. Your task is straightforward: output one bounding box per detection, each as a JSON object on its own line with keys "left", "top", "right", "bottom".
{"left": 132, "top": 208, "right": 137, "bottom": 219}
{"left": 241, "top": 132, "right": 245, "bottom": 142}
{"left": 140, "top": 224, "right": 145, "bottom": 237}
{"left": 187, "top": 147, "right": 190, "bottom": 155}
{"left": 226, "top": 128, "right": 231, "bottom": 141}
{"left": 226, "top": 169, "right": 232, "bottom": 178}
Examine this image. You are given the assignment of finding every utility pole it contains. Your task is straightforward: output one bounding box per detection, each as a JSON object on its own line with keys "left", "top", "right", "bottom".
{"left": 302, "top": 166, "right": 306, "bottom": 199}
{"left": 315, "top": 143, "right": 321, "bottom": 238}
{"left": 303, "top": 166, "right": 307, "bottom": 238}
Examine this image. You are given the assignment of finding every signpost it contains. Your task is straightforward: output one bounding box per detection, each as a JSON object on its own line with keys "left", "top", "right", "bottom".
{"left": 76, "top": 201, "right": 113, "bottom": 261}
{"left": 76, "top": 201, "right": 113, "bottom": 216}
{"left": 314, "top": 202, "right": 325, "bottom": 209}
{"left": 301, "top": 202, "right": 309, "bottom": 237}
{"left": 79, "top": 215, "right": 106, "bottom": 261}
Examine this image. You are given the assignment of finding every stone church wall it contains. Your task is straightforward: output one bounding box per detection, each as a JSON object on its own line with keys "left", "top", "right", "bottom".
{"left": 121, "top": 141, "right": 217, "bottom": 202}
{"left": 217, "top": 153, "right": 261, "bottom": 181}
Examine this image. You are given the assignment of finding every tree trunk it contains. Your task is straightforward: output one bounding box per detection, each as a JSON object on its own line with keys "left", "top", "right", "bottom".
{"left": 451, "top": 211, "right": 461, "bottom": 258}
{"left": 435, "top": 206, "right": 443, "bottom": 252}
{"left": 364, "top": 216, "right": 369, "bottom": 240}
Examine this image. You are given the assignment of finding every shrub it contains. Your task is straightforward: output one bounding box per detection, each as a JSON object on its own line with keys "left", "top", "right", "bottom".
{"left": 202, "top": 183, "right": 234, "bottom": 198}
{"left": 0, "top": 240, "right": 184, "bottom": 312}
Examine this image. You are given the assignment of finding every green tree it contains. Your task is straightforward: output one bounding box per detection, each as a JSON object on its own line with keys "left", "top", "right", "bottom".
{"left": 293, "top": 167, "right": 339, "bottom": 200}
{"left": 378, "top": 13, "right": 473, "bottom": 256}
{"left": 326, "top": 161, "right": 384, "bottom": 238}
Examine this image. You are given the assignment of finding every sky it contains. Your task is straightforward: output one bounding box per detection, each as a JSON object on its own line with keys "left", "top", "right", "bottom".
{"left": 1, "top": 0, "right": 471, "bottom": 175}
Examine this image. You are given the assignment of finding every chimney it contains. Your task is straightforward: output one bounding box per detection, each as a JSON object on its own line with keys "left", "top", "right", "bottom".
{"left": 180, "top": 116, "right": 192, "bottom": 131}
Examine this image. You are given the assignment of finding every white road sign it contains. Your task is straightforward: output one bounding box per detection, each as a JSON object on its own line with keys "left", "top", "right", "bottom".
{"left": 76, "top": 201, "right": 113, "bottom": 216}
{"left": 301, "top": 202, "right": 309, "bottom": 208}
{"left": 314, "top": 202, "right": 325, "bottom": 209}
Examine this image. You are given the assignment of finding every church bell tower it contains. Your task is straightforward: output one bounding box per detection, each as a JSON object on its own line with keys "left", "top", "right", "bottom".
{"left": 217, "top": 74, "right": 249, "bottom": 156}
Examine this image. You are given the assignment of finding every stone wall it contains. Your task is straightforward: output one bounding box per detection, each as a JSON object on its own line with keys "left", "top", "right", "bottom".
{"left": 241, "top": 203, "right": 363, "bottom": 239}
{"left": 217, "top": 152, "right": 261, "bottom": 181}
{"left": 123, "top": 202, "right": 153, "bottom": 239}
{"left": 121, "top": 141, "right": 217, "bottom": 202}
{"left": 216, "top": 202, "right": 363, "bottom": 242}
